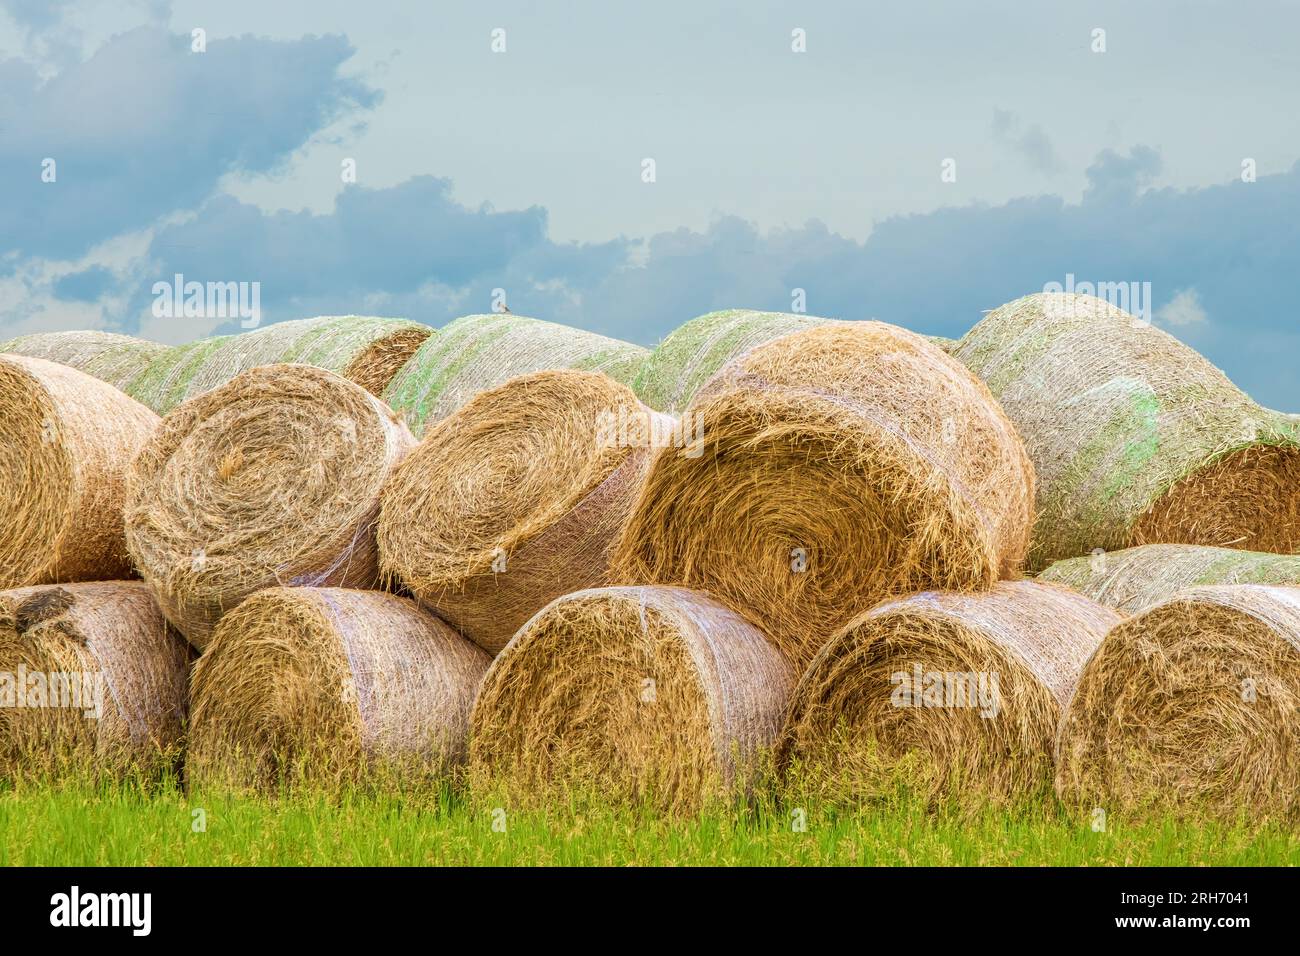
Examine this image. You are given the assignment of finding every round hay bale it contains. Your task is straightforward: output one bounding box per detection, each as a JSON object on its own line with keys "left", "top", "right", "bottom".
{"left": 125, "top": 364, "right": 415, "bottom": 648}
{"left": 0, "top": 330, "right": 167, "bottom": 391}
{"left": 124, "top": 316, "right": 431, "bottom": 415}
{"left": 0, "top": 354, "right": 160, "bottom": 588}
{"left": 613, "top": 321, "right": 1036, "bottom": 670}
{"left": 379, "top": 369, "right": 673, "bottom": 655}
{"left": 188, "top": 586, "right": 490, "bottom": 791}
{"left": 1039, "top": 543, "right": 1300, "bottom": 614}
{"left": 1057, "top": 584, "right": 1300, "bottom": 819}
{"left": 383, "top": 313, "right": 649, "bottom": 436}
{"left": 469, "top": 585, "right": 796, "bottom": 811}
{"left": 953, "top": 293, "right": 1300, "bottom": 570}
{"left": 777, "top": 581, "right": 1119, "bottom": 802}
{"left": 0, "top": 581, "right": 192, "bottom": 778}
{"left": 632, "top": 310, "right": 832, "bottom": 414}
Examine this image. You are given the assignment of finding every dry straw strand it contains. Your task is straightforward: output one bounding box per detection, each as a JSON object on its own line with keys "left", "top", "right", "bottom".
{"left": 1039, "top": 543, "right": 1300, "bottom": 614}
{"left": 953, "top": 292, "right": 1300, "bottom": 570}
{"left": 0, "top": 581, "right": 192, "bottom": 778}
{"left": 614, "top": 320, "right": 1036, "bottom": 670}
{"left": 1056, "top": 583, "right": 1300, "bottom": 819}
{"left": 0, "top": 330, "right": 168, "bottom": 392}
{"left": 469, "top": 585, "right": 796, "bottom": 811}
{"left": 188, "top": 586, "right": 490, "bottom": 791}
{"left": 379, "top": 369, "right": 674, "bottom": 655}
{"left": 125, "top": 364, "right": 414, "bottom": 649}
{"left": 0, "top": 354, "right": 160, "bottom": 588}
{"left": 778, "top": 580, "right": 1119, "bottom": 803}
{"left": 382, "top": 313, "right": 649, "bottom": 436}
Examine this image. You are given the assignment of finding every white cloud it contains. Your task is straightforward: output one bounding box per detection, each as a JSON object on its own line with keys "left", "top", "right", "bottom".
{"left": 1157, "top": 288, "right": 1209, "bottom": 327}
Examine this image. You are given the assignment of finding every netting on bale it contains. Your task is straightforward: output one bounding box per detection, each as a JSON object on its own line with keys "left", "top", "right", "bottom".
{"left": 124, "top": 316, "right": 431, "bottom": 415}
{"left": 382, "top": 313, "right": 649, "bottom": 436}
{"left": 0, "top": 330, "right": 168, "bottom": 392}
{"left": 468, "top": 585, "right": 795, "bottom": 812}
{"left": 1056, "top": 584, "right": 1300, "bottom": 820}
{"left": 953, "top": 293, "right": 1300, "bottom": 570}
{"left": 614, "top": 321, "right": 1035, "bottom": 670}
{"left": 188, "top": 587, "right": 490, "bottom": 792}
{"left": 125, "top": 365, "right": 415, "bottom": 649}
{"left": 1039, "top": 543, "right": 1300, "bottom": 614}
{"left": 0, "top": 355, "right": 160, "bottom": 588}
{"left": 0, "top": 581, "right": 192, "bottom": 779}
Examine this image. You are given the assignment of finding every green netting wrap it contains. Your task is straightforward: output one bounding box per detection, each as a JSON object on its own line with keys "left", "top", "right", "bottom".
{"left": 954, "top": 293, "right": 1300, "bottom": 570}
{"left": 1039, "top": 544, "right": 1300, "bottom": 613}
{"left": 0, "top": 330, "right": 168, "bottom": 391}
{"left": 632, "top": 310, "right": 832, "bottom": 414}
{"left": 123, "top": 316, "right": 431, "bottom": 415}
{"left": 383, "top": 313, "right": 649, "bottom": 436}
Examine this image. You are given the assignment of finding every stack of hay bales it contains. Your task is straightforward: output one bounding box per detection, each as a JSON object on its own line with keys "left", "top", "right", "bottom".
{"left": 0, "top": 355, "right": 159, "bottom": 588}
{"left": 1039, "top": 544, "right": 1300, "bottom": 613}
{"left": 632, "top": 310, "right": 832, "bottom": 414}
{"left": 379, "top": 370, "right": 672, "bottom": 655}
{"left": 1057, "top": 584, "right": 1300, "bottom": 819}
{"left": 777, "top": 581, "right": 1119, "bottom": 802}
{"left": 382, "top": 314, "right": 648, "bottom": 436}
{"left": 615, "top": 321, "right": 1035, "bottom": 670}
{"left": 469, "top": 585, "right": 795, "bottom": 810}
{"left": 125, "top": 365, "right": 414, "bottom": 648}
{"left": 0, "top": 330, "right": 168, "bottom": 392}
{"left": 125, "top": 316, "right": 431, "bottom": 415}
{"left": 0, "top": 581, "right": 192, "bottom": 778}
{"left": 188, "top": 587, "right": 489, "bottom": 790}
{"left": 953, "top": 293, "right": 1300, "bottom": 569}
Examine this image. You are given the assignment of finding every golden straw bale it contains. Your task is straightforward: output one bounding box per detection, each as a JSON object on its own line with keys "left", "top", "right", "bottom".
{"left": 0, "top": 330, "right": 167, "bottom": 391}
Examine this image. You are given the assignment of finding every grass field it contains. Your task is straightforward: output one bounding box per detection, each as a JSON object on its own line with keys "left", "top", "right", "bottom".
{"left": 1, "top": 779, "right": 1295, "bottom": 866}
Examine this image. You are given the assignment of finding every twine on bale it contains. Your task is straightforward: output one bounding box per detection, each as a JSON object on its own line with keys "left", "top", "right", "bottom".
{"left": 777, "top": 581, "right": 1119, "bottom": 804}
{"left": 1039, "top": 543, "right": 1300, "bottom": 614}
{"left": 379, "top": 369, "right": 676, "bottom": 655}
{"left": 953, "top": 293, "right": 1300, "bottom": 570}
{"left": 614, "top": 321, "right": 1036, "bottom": 670}
{"left": 124, "top": 316, "right": 431, "bottom": 415}
{"left": 0, "top": 330, "right": 167, "bottom": 392}
{"left": 188, "top": 587, "right": 490, "bottom": 792}
{"left": 125, "top": 364, "right": 415, "bottom": 649}
{"left": 469, "top": 585, "right": 796, "bottom": 812}
{"left": 0, "top": 581, "right": 192, "bottom": 779}
{"left": 0, "top": 354, "right": 159, "bottom": 588}
{"left": 1057, "top": 584, "right": 1300, "bottom": 820}
{"left": 382, "top": 313, "right": 649, "bottom": 436}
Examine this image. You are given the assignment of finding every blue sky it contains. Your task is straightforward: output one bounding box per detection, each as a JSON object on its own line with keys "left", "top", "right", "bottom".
{"left": 1, "top": 0, "right": 1297, "bottom": 407}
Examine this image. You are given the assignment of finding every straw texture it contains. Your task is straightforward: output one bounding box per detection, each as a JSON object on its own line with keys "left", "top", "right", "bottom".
{"left": 125, "top": 364, "right": 414, "bottom": 649}
{"left": 0, "top": 354, "right": 160, "bottom": 588}
{"left": 383, "top": 313, "right": 649, "bottom": 436}
{"left": 379, "top": 370, "right": 673, "bottom": 655}
{"left": 188, "top": 587, "right": 490, "bottom": 790}
{"left": 0, "top": 330, "right": 167, "bottom": 391}
{"left": 469, "top": 585, "right": 796, "bottom": 811}
{"left": 614, "top": 321, "right": 1036, "bottom": 670}
{"left": 1057, "top": 584, "right": 1300, "bottom": 818}
{"left": 953, "top": 293, "right": 1300, "bottom": 570}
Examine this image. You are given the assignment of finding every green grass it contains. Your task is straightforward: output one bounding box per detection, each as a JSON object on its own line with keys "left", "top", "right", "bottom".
{"left": 1, "top": 778, "right": 1295, "bottom": 866}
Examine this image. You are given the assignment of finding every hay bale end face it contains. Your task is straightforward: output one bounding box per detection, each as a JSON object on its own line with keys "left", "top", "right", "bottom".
{"left": 0, "top": 354, "right": 160, "bottom": 588}
{"left": 189, "top": 587, "right": 490, "bottom": 791}
{"left": 1039, "top": 543, "right": 1300, "bottom": 614}
{"left": 1057, "top": 584, "right": 1300, "bottom": 819}
{"left": 383, "top": 313, "right": 649, "bottom": 436}
{"left": 0, "top": 581, "right": 192, "bottom": 777}
{"left": 614, "top": 321, "right": 1035, "bottom": 670}
{"left": 0, "top": 330, "right": 168, "bottom": 392}
{"left": 954, "top": 293, "right": 1300, "bottom": 569}
{"left": 469, "top": 585, "right": 796, "bottom": 810}
{"left": 379, "top": 369, "right": 672, "bottom": 655}
{"left": 778, "top": 581, "right": 1119, "bottom": 802}
{"left": 126, "top": 364, "right": 414, "bottom": 649}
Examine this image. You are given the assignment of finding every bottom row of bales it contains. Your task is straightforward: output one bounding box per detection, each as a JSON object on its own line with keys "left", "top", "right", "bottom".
{"left": 3, "top": 543, "right": 1298, "bottom": 818}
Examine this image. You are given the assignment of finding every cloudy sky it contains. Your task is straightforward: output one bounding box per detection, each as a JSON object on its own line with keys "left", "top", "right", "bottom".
{"left": 2, "top": 0, "right": 1297, "bottom": 406}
